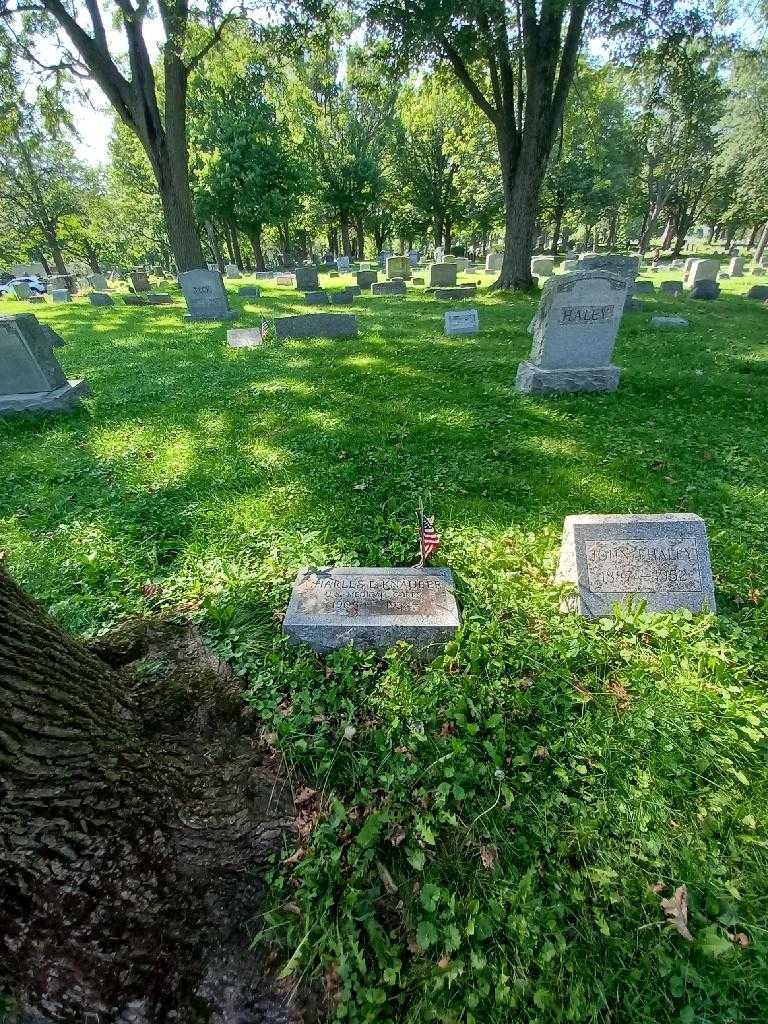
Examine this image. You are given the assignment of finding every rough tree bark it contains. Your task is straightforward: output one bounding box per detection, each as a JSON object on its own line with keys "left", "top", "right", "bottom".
{"left": 247, "top": 227, "right": 266, "bottom": 271}
{"left": 205, "top": 220, "right": 225, "bottom": 274}
{"left": 339, "top": 213, "right": 352, "bottom": 258}
{"left": 0, "top": 566, "right": 299, "bottom": 1022}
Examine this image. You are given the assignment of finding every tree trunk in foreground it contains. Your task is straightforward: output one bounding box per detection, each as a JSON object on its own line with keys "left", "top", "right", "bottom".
{"left": 0, "top": 566, "right": 298, "bottom": 1022}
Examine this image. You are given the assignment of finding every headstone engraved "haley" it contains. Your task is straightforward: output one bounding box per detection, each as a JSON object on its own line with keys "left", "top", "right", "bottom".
{"left": 556, "top": 513, "right": 716, "bottom": 618}
{"left": 560, "top": 304, "right": 615, "bottom": 324}
{"left": 283, "top": 567, "right": 460, "bottom": 660}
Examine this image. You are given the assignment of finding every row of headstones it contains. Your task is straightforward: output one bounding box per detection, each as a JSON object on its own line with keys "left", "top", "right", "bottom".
{"left": 283, "top": 513, "right": 716, "bottom": 661}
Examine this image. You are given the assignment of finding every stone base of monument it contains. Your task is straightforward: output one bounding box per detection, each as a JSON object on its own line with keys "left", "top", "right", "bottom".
{"left": 515, "top": 361, "right": 620, "bottom": 394}
{"left": 556, "top": 513, "right": 716, "bottom": 618}
{"left": 283, "top": 566, "right": 460, "bottom": 661}
{"left": 0, "top": 379, "right": 90, "bottom": 416}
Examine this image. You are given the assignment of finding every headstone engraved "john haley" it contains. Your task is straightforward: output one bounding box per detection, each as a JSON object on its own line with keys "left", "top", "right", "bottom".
{"left": 556, "top": 513, "right": 716, "bottom": 618}
{"left": 283, "top": 567, "right": 460, "bottom": 660}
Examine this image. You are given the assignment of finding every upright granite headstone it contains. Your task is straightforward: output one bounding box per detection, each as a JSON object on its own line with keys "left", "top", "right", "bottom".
{"left": 295, "top": 266, "right": 320, "bottom": 291}
{"left": 691, "top": 280, "right": 720, "bottom": 300}
{"left": 51, "top": 290, "right": 71, "bottom": 304}
{"left": 386, "top": 256, "right": 412, "bottom": 281}
{"left": 336, "top": 256, "right": 350, "bottom": 272}
{"left": 634, "top": 280, "right": 655, "bottom": 294}
{"left": 130, "top": 270, "right": 150, "bottom": 292}
{"left": 408, "top": 251, "right": 420, "bottom": 267}
{"left": 426, "top": 263, "right": 458, "bottom": 287}
{"left": 238, "top": 286, "right": 261, "bottom": 298}
{"left": 378, "top": 250, "right": 393, "bottom": 268}
{"left": 89, "top": 273, "right": 109, "bottom": 290}
{"left": 224, "top": 264, "right": 242, "bottom": 278}
{"left": 728, "top": 257, "right": 745, "bottom": 277}
{"left": 274, "top": 313, "right": 358, "bottom": 339}
{"left": 11, "top": 282, "right": 32, "bottom": 299}
{"left": 485, "top": 252, "right": 503, "bottom": 272}
{"left": 89, "top": 292, "right": 114, "bottom": 306}
{"left": 578, "top": 254, "right": 639, "bottom": 307}
{"left": 276, "top": 274, "right": 296, "bottom": 286}
{"left": 48, "top": 274, "right": 77, "bottom": 294}
{"left": 685, "top": 259, "right": 719, "bottom": 290}
{"left": 660, "top": 280, "right": 684, "bottom": 296}
{"left": 444, "top": 309, "right": 480, "bottom": 336}
{"left": 0, "top": 314, "right": 89, "bottom": 415}
{"left": 283, "top": 566, "right": 460, "bottom": 660}
{"left": 357, "top": 270, "right": 378, "bottom": 288}
{"left": 531, "top": 256, "right": 555, "bottom": 277}
{"left": 515, "top": 270, "right": 627, "bottom": 394}
{"left": 178, "top": 269, "right": 235, "bottom": 321}
{"left": 556, "top": 513, "right": 716, "bottom": 618}
{"left": 747, "top": 285, "right": 768, "bottom": 300}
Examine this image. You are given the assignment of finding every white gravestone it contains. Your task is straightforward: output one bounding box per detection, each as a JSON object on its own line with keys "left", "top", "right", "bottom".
{"left": 515, "top": 270, "right": 627, "bottom": 394}
{"left": 485, "top": 252, "right": 503, "bottom": 272}
{"left": 685, "top": 259, "right": 719, "bottom": 290}
{"left": 556, "top": 514, "right": 716, "bottom": 618}
{"left": 283, "top": 567, "right": 460, "bottom": 661}
{"left": 531, "top": 256, "right": 555, "bottom": 277}
{"left": 444, "top": 309, "right": 480, "bottom": 336}
{"left": 178, "top": 269, "right": 235, "bottom": 321}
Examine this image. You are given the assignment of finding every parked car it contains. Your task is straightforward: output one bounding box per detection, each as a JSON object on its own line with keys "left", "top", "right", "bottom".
{"left": 0, "top": 275, "right": 47, "bottom": 296}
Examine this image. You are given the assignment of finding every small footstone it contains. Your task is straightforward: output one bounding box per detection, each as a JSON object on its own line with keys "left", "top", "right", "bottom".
{"left": 371, "top": 280, "right": 407, "bottom": 296}
{"left": 660, "top": 281, "right": 683, "bottom": 296}
{"left": 330, "top": 289, "right": 355, "bottom": 305}
{"left": 283, "top": 566, "right": 460, "bottom": 661}
{"left": 227, "top": 327, "right": 267, "bottom": 348}
{"left": 634, "top": 281, "right": 655, "bottom": 294}
{"left": 305, "top": 290, "right": 330, "bottom": 305}
{"left": 444, "top": 309, "right": 480, "bottom": 336}
{"left": 274, "top": 313, "right": 358, "bottom": 339}
{"left": 434, "top": 286, "right": 477, "bottom": 300}
{"left": 747, "top": 285, "right": 768, "bottom": 300}
{"left": 556, "top": 513, "right": 716, "bottom": 618}
{"left": 651, "top": 316, "right": 689, "bottom": 327}
{"left": 51, "top": 290, "right": 71, "bottom": 303}
{"left": 145, "top": 293, "right": 173, "bottom": 305}
{"left": 238, "top": 286, "right": 261, "bottom": 298}
{"left": 124, "top": 295, "right": 148, "bottom": 306}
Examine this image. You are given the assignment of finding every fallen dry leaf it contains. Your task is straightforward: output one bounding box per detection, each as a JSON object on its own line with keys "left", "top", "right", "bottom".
{"left": 728, "top": 931, "right": 750, "bottom": 947}
{"left": 437, "top": 956, "right": 451, "bottom": 969}
{"left": 480, "top": 845, "right": 498, "bottom": 871}
{"left": 294, "top": 786, "right": 319, "bottom": 807}
{"left": 439, "top": 721, "right": 456, "bottom": 737}
{"left": 650, "top": 881, "right": 665, "bottom": 894}
{"left": 283, "top": 902, "right": 301, "bottom": 915}
{"left": 282, "top": 847, "right": 305, "bottom": 867}
{"left": 324, "top": 963, "right": 341, "bottom": 1001}
{"left": 533, "top": 745, "right": 550, "bottom": 759}
{"left": 660, "top": 884, "right": 694, "bottom": 940}
{"left": 376, "top": 860, "right": 399, "bottom": 895}
{"left": 389, "top": 824, "right": 407, "bottom": 847}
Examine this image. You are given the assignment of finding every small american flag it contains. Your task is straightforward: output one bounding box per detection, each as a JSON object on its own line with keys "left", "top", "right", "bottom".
{"left": 260, "top": 318, "right": 270, "bottom": 340}
{"left": 419, "top": 511, "right": 441, "bottom": 565}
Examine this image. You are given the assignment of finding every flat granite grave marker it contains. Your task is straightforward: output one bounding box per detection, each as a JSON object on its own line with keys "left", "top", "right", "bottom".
{"left": 0, "top": 314, "right": 89, "bottom": 415}
{"left": 238, "top": 286, "right": 261, "bottom": 298}
{"left": 276, "top": 274, "right": 295, "bottom": 286}
{"left": 651, "top": 315, "right": 689, "bottom": 327}
{"left": 227, "top": 324, "right": 269, "bottom": 348}
{"left": 178, "top": 269, "right": 235, "bottom": 321}
{"left": 146, "top": 293, "right": 173, "bottom": 305}
{"left": 305, "top": 290, "right": 330, "bottom": 305}
{"left": 747, "top": 285, "right": 768, "bottom": 300}
{"left": 283, "top": 566, "right": 460, "bottom": 660}
{"left": 660, "top": 280, "right": 684, "bottom": 296}
{"left": 434, "top": 286, "right": 477, "bottom": 300}
{"left": 444, "top": 309, "right": 480, "bottom": 336}
{"left": 371, "top": 280, "right": 407, "bottom": 297}
{"left": 691, "top": 280, "right": 720, "bottom": 300}
{"left": 515, "top": 270, "right": 627, "bottom": 394}
{"left": 274, "top": 313, "right": 358, "bottom": 339}
{"left": 124, "top": 295, "right": 148, "bottom": 306}
{"left": 51, "top": 290, "right": 71, "bottom": 303}
{"left": 89, "top": 292, "right": 114, "bottom": 306}
{"left": 555, "top": 513, "right": 716, "bottom": 618}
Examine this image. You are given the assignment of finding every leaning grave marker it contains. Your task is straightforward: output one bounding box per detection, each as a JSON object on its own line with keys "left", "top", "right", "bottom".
{"left": 555, "top": 513, "right": 716, "bottom": 618}
{"left": 283, "top": 566, "right": 460, "bottom": 660}
{"left": 515, "top": 269, "right": 627, "bottom": 394}
{"left": 0, "top": 314, "right": 89, "bottom": 415}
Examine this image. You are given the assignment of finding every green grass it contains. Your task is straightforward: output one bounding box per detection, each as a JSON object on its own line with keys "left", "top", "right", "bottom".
{"left": 1, "top": 262, "right": 768, "bottom": 1023}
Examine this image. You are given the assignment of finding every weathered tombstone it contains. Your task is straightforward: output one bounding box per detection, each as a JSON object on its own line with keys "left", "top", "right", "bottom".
{"left": 124, "top": 295, "right": 148, "bottom": 306}
{"left": 651, "top": 315, "right": 688, "bottom": 327}
{"left": 562, "top": 259, "right": 579, "bottom": 272}
{"left": 224, "top": 264, "right": 241, "bottom": 279}
{"left": 660, "top": 280, "right": 684, "bottom": 296}
{"left": 485, "top": 252, "right": 503, "bottom": 272}
{"left": 295, "top": 266, "right": 320, "bottom": 291}
{"left": 555, "top": 513, "right": 716, "bottom": 618}
{"left": 747, "top": 285, "right": 768, "bottom": 300}
{"left": 283, "top": 566, "right": 460, "bottom": 661}
{"left": 305, "top": 290, "right": 330, "bottom": 305}
{"left": 578, "top": 254, "right": 639, "bottom": 294}
{"left": 11, "top": 282, "right": 32, "bottom": 299}
{"left": 408, "top": 251, "right": 420, "bottom": 267}
{"left": 386, "top": 256, "right": 412, "bottom": 281}
{"left": 130, "top": 270, "right": 150, "bottom": 292}
{"left": 531, "top": 256, "right": 555, "bottom": 277}
{"left": 634, "top": 280, "right": 655, "bottom": 294}
{"left": 753, "top": 267, "right": 765, "bottom": 277}
{"left": 89, "top": 292, "right": 114, "bottom": 306}
{"left": 683, "top": 257, "right": 696, "bottom": 280}
{"left": 145, "top": 293, "right": 173, "bottom": 305}
{"left": 455, "top": 257, "right": 470, "bottom": 273}
{"left": 444, "top": 309, "right": 480, "bottom": 336}
{"left": 378, "top": 250, "right": 392, "bottom": 268}
{"left": 227, "top": 324, "right": 269, "bottom": 348}
{"left": 718, "top": 272, "right": 730, "bottom": 281}
{"left": 691, "top": 280, "right": 720, "bottom": 300}
{"left": 371, "top": 280, "right": 407, "bottom": 297}
{"left": 515, "top": 270, "right": 627, "bottom": 394}
{"left": 336, "top": 256, "right": 350, "bottom": 272}
{"left": 412, "top": 276, "right": 425, "bottom": 286}
{"left": 685, "top": 258, "right": 719, "bottom": 290}
{"left": 48, "top": 274, "right": 77, "bottom": 294}
{"left": 274, "top": 313, "right": 358, "bottom": 339}
{"left": 433, "top": 286, "right": 477, "bottom": 300}
{"left": 28, "top": 296, "right": 44, "bottom": 304}
{"left": 276, "top": 274, "right": 295, "bottom": 286}
{"left": 51, "top": 289, "right": 71, "bottom": 304}
{"left": 238, "top": 286, "right": 261, "bottom": 298}
{"left": 426, "top": 263, "right": 458, "bottom": 288}
{"left": 0, "top": 313, "right": 89, "bottom": 415}
{"left": 329, "top": 271, "right": 340, "bottom": 278}
{"left": 357, "top": 270, "right": 378, "bottom": 288}
{"left": 178, "top": 269, "right": 236, "bottom": 321}
{"left": 89, "top": 273, "right": 109, "bottom": 290}
{"left": 729, "top": 257, "right": 745, "bottom": 277}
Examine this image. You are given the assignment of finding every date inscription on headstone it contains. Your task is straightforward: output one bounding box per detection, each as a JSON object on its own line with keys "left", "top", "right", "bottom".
{"left": 585, "top": 538, "right": 701, "bottom": 593}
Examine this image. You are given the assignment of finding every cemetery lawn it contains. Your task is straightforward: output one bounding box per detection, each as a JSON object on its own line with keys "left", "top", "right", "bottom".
{"left": 2, "top": 267, "right": 768, "bottom": 1023}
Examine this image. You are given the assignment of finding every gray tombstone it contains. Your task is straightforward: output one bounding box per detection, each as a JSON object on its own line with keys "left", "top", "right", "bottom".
{"left": 562, "top": 259, "right": 579, "bottom": 272}
{"left": 124, "top": 295, "right": 148, "bottom": 306}
{"left": 0, "top": 314, "right": 90, "bottom": 415}
{"left": 276, "top": 274, "right": 295, "bottom": 286}
{"left": 330, "top": 289, "right": 355, "bottom": 305}
{"left": 408, "top": 251, "right": 420, "bottom": 267}
{"left": 634, "top": 280, "right": 655, "bottom": 294}
{"left": 305, "top": 290, "right": 330, "bottom": 306}
{"left": 145, "top": 293, "right": 173, "bottom": 305}
{"left": 238, "top": 286, "right": 261, "bottom": 298}
{"left": 485, "top": 252, "right": 503, "bottom": 272}
{"left": 685, "top": 259, "right": 719, "bottom": 290}
{"left": 691, "top": 280, "right": 720, "bottom": 300}
{"left": 224, "top": 264, "right": 242, "bottom": 279}
{"left": 12, "top": 282, "right": 32, "bottom": 299}
{"left": 274, "top": 313, "right": 358, "bottom": 339}
{"left": 336, "top": 256, "right": 351, "bottom": 272}
{"left": 728, "top": 257, "right": 745, "bottom": 277}
{"left": 371, "top": 280, "right": 407, "bottom": 296}
{"left": 130, "top": 270, "right": 150, "bottom": 292}
{"left": 444, "top": 309, "right": 480, "bottom": 336}
{"left": 227, "top": 325, "right": 268, "bottom": 348}
{"left": 531, "top": 256, "right": 555, "bottom": 277}
{"left": 386, "top": 256, "right": 412, "bottom": 281}
{"left": 753, "top": 267, "right": 765, "bottom": 277}
{"left": 48, "top": 274, "right": 76, "bottom": 294}
{"left": 295, "top": 266, "right": 320, "bottom": 291}
{"left": 660, "top": 280, "right": 684, "bottom": 296}
{"left": 51, "top": 289, "right": 71, "bottom": 303}
{"left": 283, "top": 566, "right": 460, "bottom": 661}
{"left": 178, "top": 269, "right": 235, "bottom": 321}
{"left": 651, "top": 315, "right": 689, "bottom": 327}
{"left": 556, "top": 513, "right": 716, "bottom": 618}
{"left": 578, "top": 254, "right": 639, "bottom": 309}
{"left": 433, "top": 286, "right": 477, "bottom": 300}
{"left": 515, "top": 270, "right": 627, "bottom": 394}
{"left": 747, "top": 285, "right": 768, "bottom": 300}
{"left": 357, "top": 270, "right": 378, "bottom": 288}
{"left": 89, "top": 273, "right": 109, "bottom": 290}
{"left": 89, "top": 292, "right": 114, "bottom": 306}
{"left": 378, "top": 250, "right": 392, "bottom": 268}
{"left": 426, "top": 263, "right": 458, "bottom": 288}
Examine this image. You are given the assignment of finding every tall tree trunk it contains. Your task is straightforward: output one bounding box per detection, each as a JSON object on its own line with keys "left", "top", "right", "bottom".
{"left": 444, "top": 220, "right": 452, "bottom": 254}
{"left": 222, "top": 221, "right": 236, "bottom": 263}
{"left": 433, "top": 214, "right": 444, "bottom": 248}
{"left": 724, "top": 224, "right": 737, "bottom": 248}
{"left": 247, "top": 226, "right": 265, "bottom": 271}
{"left": 205, "top": 220, "right": 225, "bottom": 274}
{"left": 706, "top": 224, "right": 716, "bottom": 243}
{"left": 755, "top": 221, "right": 768, "bottom": 263}
{"left": 229, "top": 222, "right": 244, "bottom": 270}
{"left": 340, "top": 213, "right": 352, "bottom": 258}
{"left": 354, "top": 216, "right": 365, "bottom": 260}
{"left": 549, "top": 196, "right": 565, "bottom": 256}
{"left": 151, "top": 144, "right": 204, "bottom": 273}
{"left": 495, "top": 124, "right": 544, "bottom": 290}
{"left": 44, "top": 226, "right": 68, "bottom": 275}
{"left": 0, "top": 565, "right": 296, "bottom": 1021}
{"left": 83, "top": 239, "right": 101, "bottom": 273}
{"left": 660, "top": 218, "right": 675, "bottom": 250}
{"left": 747, "top": 223, "right": 760, "bottom": 247}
